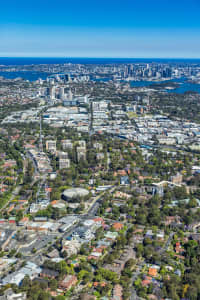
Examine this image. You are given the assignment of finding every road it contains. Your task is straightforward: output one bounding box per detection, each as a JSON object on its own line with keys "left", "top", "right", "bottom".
{"left": 19, "top": 230, "right": 60, "bottom": 257}
{"left": 0, "top": 179, "right": 22, "bottom": 213}
{"left": 130, "top": 261, "right": 145, "bottom": 300}
{"left": 0, "top": 152, "right": 29, "bottom": 212}
{"left": 84, "top": 185, "right": 116, "bottom": 217}
{"left": 159, "top": 232, "right": 174, "bottom": 254}
{"left": 5, "top": 173, "right": 116, "bottom": 268}
{"left": 10, "top": 185, "right": 22, "bottom": 203}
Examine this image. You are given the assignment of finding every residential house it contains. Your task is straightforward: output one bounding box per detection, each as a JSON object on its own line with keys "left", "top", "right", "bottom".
{"left": 113, "top": 223, "right": 123, "bottom": 231}
{"left": 62, "top": 239, "right": 81, "bottom": 257}
{"left": 112, "top": 284, "right": 123, "bottom": 300}
{"left": 59, "top": 275, "right": 77, "bottom": 290}
{"left": 40, "top": 268, "right": 59, "bottom": 279}
{"left": 148, "top": 267, "right": 158, "bottom": 277}
{"left": 120, "top": 176, "right": 130, "bottom": 185}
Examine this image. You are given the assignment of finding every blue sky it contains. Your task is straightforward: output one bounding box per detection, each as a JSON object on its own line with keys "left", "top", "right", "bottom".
{"left": 0, "top": 0, "right": 200, "bottom": 58}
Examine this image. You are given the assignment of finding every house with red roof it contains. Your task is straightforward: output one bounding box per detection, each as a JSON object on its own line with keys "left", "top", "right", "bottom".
{"left": 113, "top": 222, "right": 123, "bottom": 231}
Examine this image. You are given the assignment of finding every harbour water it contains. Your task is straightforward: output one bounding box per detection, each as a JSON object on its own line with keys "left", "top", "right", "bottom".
{"left": 0, "top": 71, "right": 51, "bottom": 81}
{"left": 0, "top": 57, "right": 200, "bottom": 93}
{"left": 130, "top": 79, "right": 200, "bottom": 94}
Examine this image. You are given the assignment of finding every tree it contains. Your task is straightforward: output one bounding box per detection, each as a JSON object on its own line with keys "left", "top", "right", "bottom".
{"left": 125, "top": 258, "right": 136, "bottom": 270}
{"left": 136, "top": 213, "right": 146, "bottom": 225}
{"left": 16, "top": 210, "right": 23, "bottom": 223}
{"left": 21, "top": 275, "right": 31, "bottom": 290}
{"left": 78, "top": 270, "right": 93, "bottom": 284}
{"left": 97, "top": 268, "right": 118, "bottom": 283}
{"left": 136, "top": 244, "right": 144, "bottom": 257}
{"left": 55, "top": 296, "right": 66, "bottom": 300}
{"left": 49, "top": 278, "right": 58, "bottom": 290}
{"left": 185, "top": 286, "right": 198, "bottom": 300}
{"left": 38, "top": 291, "right": 51, "bottom": 300}
{"left": 188, "top": 198, "right": 197, "bottom": 208}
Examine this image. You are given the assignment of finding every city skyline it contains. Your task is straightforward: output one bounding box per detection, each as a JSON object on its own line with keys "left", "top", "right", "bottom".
{"left": 0, "top": 0, "right": 200, "bottom": 58}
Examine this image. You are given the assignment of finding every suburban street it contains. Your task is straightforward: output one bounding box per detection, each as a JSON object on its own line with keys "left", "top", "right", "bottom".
{"left": 159, "top": 232, "right": 174, "bottom": 254}
{"left": 130, "top": 260, "right": 145, "bottom": 300}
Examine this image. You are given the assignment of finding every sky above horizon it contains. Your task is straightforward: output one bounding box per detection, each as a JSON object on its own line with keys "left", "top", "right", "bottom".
{"left": 0, "top": 0, "right": 200, "bottom": 58}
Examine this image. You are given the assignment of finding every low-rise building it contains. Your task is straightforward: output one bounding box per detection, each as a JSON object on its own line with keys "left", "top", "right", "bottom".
{"left": 112, "top": 284, "right": 123, "bottom": 300}
{"left": 0, "top": 288, "right": 26, "bottom": 300}
{"left": 59, "top": 158, "right": 70, "bottom": 169}
{"left": 46, "top": 140, "right": 56, "bottom": 152}
{"left": 61, "top": 139, "right": 73, "bottom": 150}
{"left": 59, "top": 275, "right": 77, "bottom": 290}
{"left": 77, "top": 146, "right": 87, "bottom": 161}
{"left": 40, "top": 268, "right": 59, "bottom": 279}
{"left": 62, "top": 239, "right": 81, "bottom": 257}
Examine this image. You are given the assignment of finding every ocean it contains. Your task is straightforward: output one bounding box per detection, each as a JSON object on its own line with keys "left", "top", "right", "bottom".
{"left": 0, "top": 57, "right": 200, "bottom": 65}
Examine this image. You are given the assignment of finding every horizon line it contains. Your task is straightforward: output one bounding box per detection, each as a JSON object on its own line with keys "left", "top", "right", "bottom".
{"left": 0, "top": 56, "right": 200, "bottom": 60}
